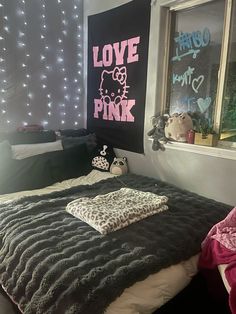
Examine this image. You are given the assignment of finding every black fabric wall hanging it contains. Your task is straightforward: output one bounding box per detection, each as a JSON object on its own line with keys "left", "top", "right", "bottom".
{"left": 87, "top": 0, "right": 151, "bottom": 153}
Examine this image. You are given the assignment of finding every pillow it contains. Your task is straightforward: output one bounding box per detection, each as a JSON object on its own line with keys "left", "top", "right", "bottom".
{"left": 61, "top": 133, "right": 97, "bottom": 153}
{"left": 91, "top": 144, "right": 116, "bottom": 172}
{"left": 0, "top": 154, "right": 53, "bottom": 195}
{"left": 49, "top": 143, "right": 92, "bottom": 183}
{"left": 0, "top": 143, "right": 92, "bottom": 195}
{"left": 59, "top": 128, "right": 88, "bottom": 137}
{"left": 0, "top": 130, "right": 56, "bottom": 144}
{"left": 11, "top": 140, "right": 63, "bottom": 160}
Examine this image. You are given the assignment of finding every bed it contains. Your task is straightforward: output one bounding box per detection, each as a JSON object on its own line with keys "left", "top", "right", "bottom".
{"left": 0, "top": 131, "right": 233, "bottom": 314}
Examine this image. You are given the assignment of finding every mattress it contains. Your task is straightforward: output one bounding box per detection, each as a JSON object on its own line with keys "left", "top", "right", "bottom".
{"left": 218, "top": 264, "right": 231, "bottom": 293}
{"left": 0, "top": 170, "right": 229, "bottom": 314}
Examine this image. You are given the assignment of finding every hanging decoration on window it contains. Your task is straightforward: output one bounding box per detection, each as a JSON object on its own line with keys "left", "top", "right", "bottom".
{"left": 87, "top": 0, "right": 151, "bottom": 153}
{"left": 169, "top": 26, "right": 219, "bottom": 126}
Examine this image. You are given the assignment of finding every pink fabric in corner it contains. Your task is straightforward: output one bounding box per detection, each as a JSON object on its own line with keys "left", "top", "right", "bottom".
{"left": 201, "top": 206, "right": 236, "bottom": 252}
{"left": 198, "top": 207, "right": 236, "bottom": 314}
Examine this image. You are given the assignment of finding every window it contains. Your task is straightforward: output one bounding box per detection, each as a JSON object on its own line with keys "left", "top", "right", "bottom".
{"left": 164, "top": 0, "right": 236, "bottom": 148}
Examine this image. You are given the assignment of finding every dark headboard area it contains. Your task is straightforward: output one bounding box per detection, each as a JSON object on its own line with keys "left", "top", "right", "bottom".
{"left": 0, "top": 129, "right": 97, "bottom": 195}
{"left": 0, "top": 130, "right": 57, "bottom": 145}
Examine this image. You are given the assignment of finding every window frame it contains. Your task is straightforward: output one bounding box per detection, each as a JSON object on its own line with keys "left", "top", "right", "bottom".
{"left": 159, "top": 0, "right": 236, "bottom": 151}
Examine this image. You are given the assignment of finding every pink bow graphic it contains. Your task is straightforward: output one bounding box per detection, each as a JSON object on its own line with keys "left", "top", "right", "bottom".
{"left": 112, "top": 66, "right": 127, "bottom": 84}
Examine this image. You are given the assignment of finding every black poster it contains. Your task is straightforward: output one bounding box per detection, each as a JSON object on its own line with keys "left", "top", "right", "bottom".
{"left": 87, "top": 0, "right": 151, "bottom": 153}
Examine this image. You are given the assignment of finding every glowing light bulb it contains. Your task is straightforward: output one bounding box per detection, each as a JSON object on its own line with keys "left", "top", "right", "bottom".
{"left": 18, "top": 42, "right": 25, "bottom": 47}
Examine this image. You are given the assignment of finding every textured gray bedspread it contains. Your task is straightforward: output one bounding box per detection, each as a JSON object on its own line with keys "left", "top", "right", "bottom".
{"left": 0, "top": 174, "right": 232, "bottom": 314}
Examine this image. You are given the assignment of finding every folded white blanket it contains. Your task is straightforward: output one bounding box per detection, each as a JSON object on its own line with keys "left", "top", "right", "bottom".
{"left": 66, "top": 188, "right": 168, "bottom": 234}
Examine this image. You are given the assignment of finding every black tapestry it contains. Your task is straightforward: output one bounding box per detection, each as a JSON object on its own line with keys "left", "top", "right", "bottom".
{"left": 87, "top": 0, "right": 151, "bottom": 153}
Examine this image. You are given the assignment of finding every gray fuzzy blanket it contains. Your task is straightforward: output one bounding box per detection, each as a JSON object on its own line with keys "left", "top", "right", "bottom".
{"left": 0, "top": 174, "right": 232, "bottom": 314}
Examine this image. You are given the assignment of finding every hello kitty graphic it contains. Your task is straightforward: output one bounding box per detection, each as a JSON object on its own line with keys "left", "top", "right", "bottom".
{"left": 99, "top": 67, "right": 129, "bottom": 105}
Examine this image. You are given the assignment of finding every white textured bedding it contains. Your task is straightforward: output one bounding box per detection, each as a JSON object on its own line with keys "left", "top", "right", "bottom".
{"left": 218, "top": 264, "right": 231, "bottom": 293}
{"left": 0, "top": 170, "right": 199, "bottom": 314}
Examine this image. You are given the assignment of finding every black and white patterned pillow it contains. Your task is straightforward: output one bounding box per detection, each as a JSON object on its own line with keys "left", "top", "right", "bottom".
{"left": 91, "top": 144, "right": 116, "bottom": 172}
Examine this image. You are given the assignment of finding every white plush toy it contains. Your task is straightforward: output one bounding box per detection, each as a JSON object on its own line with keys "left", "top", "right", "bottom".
{"left": 110, "top": 157, "right": 128, "bottom": 175}
{"left": 164, "top": 112, "right": 193, "bottom": 142}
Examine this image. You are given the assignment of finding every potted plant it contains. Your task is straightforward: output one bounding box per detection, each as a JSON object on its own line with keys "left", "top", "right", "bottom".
{"left": 194, "top": 120, "right": 218, "bottom": 147}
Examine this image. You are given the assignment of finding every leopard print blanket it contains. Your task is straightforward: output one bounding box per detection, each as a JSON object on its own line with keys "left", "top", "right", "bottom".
{"left": 66, "top": 188, "right": 168, "bottom": 234}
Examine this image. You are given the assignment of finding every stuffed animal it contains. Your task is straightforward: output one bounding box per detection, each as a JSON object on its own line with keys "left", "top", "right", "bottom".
{"left": 110, "top": 157, "right": 128, "bottom": 175}
{"left": 147, "top": 115, "right": 169, "bottom": 151}
{"left": 164, "top": 112, "right": 193, "bottom": 142}
{"left": 91, "top": 144, "right": 116, "bottom": 172}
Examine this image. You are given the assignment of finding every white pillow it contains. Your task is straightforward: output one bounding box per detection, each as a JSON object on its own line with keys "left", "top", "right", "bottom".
{"left": 11, "top": 140, "right": 63, "bottom": 160}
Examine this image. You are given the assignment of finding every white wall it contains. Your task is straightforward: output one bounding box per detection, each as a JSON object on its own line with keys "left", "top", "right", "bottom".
{"left": 83, "top": 0, "right": 236, "bottom": 206}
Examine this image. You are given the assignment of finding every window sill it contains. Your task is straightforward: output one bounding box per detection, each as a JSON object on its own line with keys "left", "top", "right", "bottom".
{"left": 164, "top": 141, "right": 236, "bottom": 160}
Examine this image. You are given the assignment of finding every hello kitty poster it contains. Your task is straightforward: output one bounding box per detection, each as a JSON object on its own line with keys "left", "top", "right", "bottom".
{"left": 87, "top": 0, "right": 151, "bottom": 153}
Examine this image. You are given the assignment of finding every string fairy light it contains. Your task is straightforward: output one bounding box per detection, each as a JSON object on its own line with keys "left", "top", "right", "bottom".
{"left": 0, "top": 2, "right": 9, "bottom": 125}
{"left": 0, "top": 0, "right": 83, "bottom": 130}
